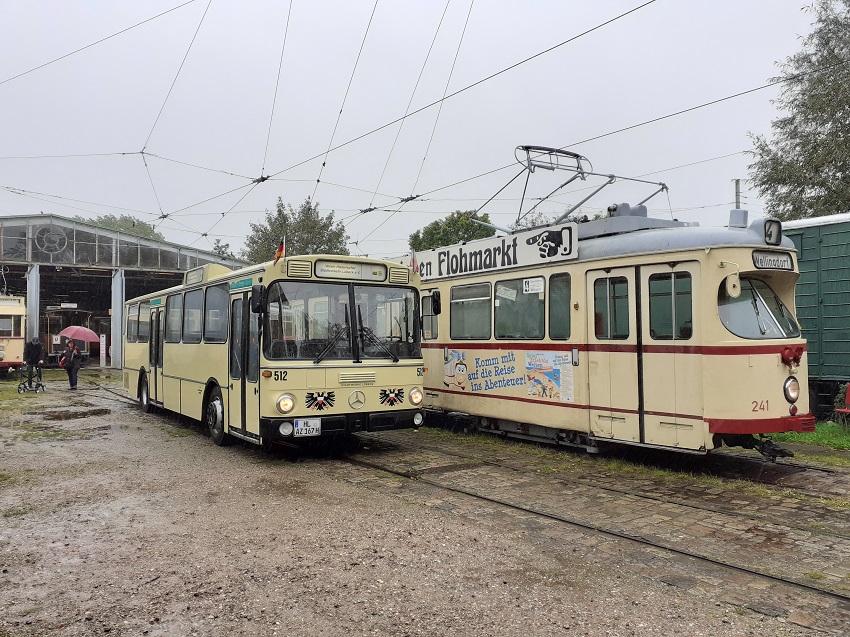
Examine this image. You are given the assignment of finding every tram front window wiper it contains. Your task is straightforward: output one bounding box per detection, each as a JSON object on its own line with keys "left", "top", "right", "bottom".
{"left": 357, "top": 305, "right": 399, "bottom": 363}
{"left": 313, "top": 314, "right": 349, "bottom": 364}
{"left": 749, "top": 287, "right": 768, "bottom": 336}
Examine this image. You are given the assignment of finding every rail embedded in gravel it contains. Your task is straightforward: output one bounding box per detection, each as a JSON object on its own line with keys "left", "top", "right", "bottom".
{"left": 334, "top": 429, "right": 850, "bottom": 634}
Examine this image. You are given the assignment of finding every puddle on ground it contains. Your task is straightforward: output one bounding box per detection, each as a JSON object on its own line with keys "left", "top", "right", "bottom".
{"left": 42, "top": 408, "right": 111, "bottom": 421}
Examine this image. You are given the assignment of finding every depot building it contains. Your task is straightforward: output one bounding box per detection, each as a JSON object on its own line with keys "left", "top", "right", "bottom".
{"left": 0, "top": 214, "right": 247, "bottom": 368}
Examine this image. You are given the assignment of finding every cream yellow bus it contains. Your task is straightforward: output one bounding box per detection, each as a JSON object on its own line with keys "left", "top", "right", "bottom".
{"left": 123, "top": 254, "right": 425, "bottom": 446}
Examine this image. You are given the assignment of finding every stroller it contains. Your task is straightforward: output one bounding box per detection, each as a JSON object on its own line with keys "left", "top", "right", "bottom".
{"left": 17, "top": 363, "right": 46, "bottom": 394}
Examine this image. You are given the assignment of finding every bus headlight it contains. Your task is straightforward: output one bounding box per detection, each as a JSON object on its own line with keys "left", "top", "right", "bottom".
{"left": 783, "top": 376, "right": 800, "bottom": 403}
{"left": 278, "top": 421, "right": 294, "bottom": 436}
{"left": 409, "top": 388, "right": 424, "bottom": 406}
{"left": 276, "top": 393, "right": 296, "bottom": 414}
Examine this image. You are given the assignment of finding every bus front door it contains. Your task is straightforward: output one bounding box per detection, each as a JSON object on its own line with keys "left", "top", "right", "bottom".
{"left": 585, "top": 268, "right": 640, "bottom": 443}
{"left": 229, "top": 294, "right": 261, "bottom": 438}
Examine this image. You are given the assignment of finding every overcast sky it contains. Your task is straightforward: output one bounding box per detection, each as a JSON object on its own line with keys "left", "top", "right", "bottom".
{"left": 1, "top": 1, "right": 814, "bottom": 259}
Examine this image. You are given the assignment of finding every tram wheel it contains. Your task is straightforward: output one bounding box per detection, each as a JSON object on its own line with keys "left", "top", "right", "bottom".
{"left": 206, "top": 386, "right": 230, "bottom": 446}
{"left": 139, "top": 375, "right": 154, "bottom": 413}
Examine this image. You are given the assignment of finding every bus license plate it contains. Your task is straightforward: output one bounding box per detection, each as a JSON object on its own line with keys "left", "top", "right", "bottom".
{"left": 294, "top": 419, "right": 321, "bottom": 437}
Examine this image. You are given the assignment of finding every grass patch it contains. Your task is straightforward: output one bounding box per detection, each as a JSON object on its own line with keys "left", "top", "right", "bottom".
{"left": 771, "top": 422, "right": 850, "bottom": 450}
{"left": 804, "top": 571, "right": 825, "bottom": 580}
{"left": 2, "top": 506, "right": 30, "bottom": 518}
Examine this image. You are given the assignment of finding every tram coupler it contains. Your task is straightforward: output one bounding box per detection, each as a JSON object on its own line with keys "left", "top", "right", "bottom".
{"left": 719, "top": 434, "right": 794, "bottom": 462}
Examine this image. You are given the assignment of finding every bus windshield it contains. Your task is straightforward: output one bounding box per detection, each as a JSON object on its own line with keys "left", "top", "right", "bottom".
{"left": 718, "top": 277, "right": 800, "bottom": 340}
{"left": 263, "top": 281, "right": 420, "bottom": 361}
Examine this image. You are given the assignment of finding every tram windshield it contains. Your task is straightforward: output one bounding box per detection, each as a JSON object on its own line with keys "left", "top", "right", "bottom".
{"left": 718, "top": 277, "right": 800, "bottom": 339}
{"left": 264, "top": 281, "right": 420, "bottom": 361}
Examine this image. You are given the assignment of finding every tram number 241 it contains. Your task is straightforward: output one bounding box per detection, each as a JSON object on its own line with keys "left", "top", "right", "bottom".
{"left": 752, "top": 400, "right": 769, "bottom": 412}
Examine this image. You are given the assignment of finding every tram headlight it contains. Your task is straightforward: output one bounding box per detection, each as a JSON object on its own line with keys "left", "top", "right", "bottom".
{"left": 276, "top": 393, "right": 296, "bottom": 414}
{"left": 783, "top": 376, "right": 800, "bottom": 403}
{"left": 409, "top": 387, "right": 424, "bottom": 406}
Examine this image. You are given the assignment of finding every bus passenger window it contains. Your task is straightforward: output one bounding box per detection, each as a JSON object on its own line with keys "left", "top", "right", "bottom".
{"left": 138, "top": 302, "right": 150, "bottom": 343}
{"left": 183, "top": 289, "right": 204, "bottom": 344}
{"left": 165, "top": 294, "right": 183, "bottom": 343}
{"left": 204, "top": 285, "right": 229, "bottom": 343}
{"left": 495, "top": 278, "right": 544, "bottom": 339}
{"left": 450, "top": 283, "right": 491, "bottom": 340}
{"left": 126, "top": 303, "right": 139, "bottom": 342}
{"left": 549, "top": 273, "right": 571, "bottom": 339}
{"left": 649, "top": 272, "right": 692, "bottom": 340}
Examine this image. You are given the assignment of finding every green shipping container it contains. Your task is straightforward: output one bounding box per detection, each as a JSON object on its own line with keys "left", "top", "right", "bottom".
{"left": 784, "top": 213, "right": 850, "bottom": 416}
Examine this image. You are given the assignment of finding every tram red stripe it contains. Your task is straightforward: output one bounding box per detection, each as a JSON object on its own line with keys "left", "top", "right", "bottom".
{"left": 707, "top": 415, "right": 816, "bottom": 434}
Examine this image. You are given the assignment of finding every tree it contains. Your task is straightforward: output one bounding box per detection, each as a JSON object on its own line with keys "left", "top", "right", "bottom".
{"left": 409, "top": 211, "right": 495, "bottom": 252}
{"left": 74, "top": 214, "right": 165, "bottom": 241}
{"left": 211, "top": 239, "right": 234, "bottom": 258}
{"left": 748, "top": 0, "right": 850, "bottom": 220}
{"left": 509, "top": 210, "right": 554, "bottom": 231}
{"left": 241, "top": 198, "right": 349, "bottom": 264}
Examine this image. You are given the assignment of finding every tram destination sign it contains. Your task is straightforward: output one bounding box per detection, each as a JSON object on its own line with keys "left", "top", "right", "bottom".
{"left": 752, "top": 250, "right": 793, "bottom": 270}
{"left": 414, "top": 222, "right": 578, "bottom": 281}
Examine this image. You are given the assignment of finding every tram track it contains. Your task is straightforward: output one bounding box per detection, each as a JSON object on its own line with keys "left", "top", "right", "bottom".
{"left": 357, "top": 433, "right": 850, "bottom": 538}
{"left": 339, "top": 431, "right": 850, "bottom": 612}
{"left": 341, "top": 453, "right": 850, "bottom": 607}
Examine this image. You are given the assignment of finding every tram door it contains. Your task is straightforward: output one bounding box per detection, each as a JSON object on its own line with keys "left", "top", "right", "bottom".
{"left": 229, "top": 293, "right": 261, "bottom": 437}
{"left": 149, "top": 308, "right": 164, "bottom": 404}
{"left": 640, "top": 263, "right": 704, "bottom": 449}
{"left": 585, "top": 268, "right": 640, "bottom": 442}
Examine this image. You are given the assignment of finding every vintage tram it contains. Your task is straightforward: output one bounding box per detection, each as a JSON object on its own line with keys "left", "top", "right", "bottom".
{"left": 413, "top": 148, "right": 814, "bottom": 460}
{"left": 0, "top": 295, "right": 26, "bottom": 379}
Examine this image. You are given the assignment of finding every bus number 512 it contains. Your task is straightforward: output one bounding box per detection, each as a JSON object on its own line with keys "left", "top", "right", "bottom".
{"left": 274, "top": 371, "right": 288, "bottom": 382}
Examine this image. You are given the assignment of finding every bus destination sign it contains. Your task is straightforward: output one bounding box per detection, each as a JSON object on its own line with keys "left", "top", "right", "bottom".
{"left": 414, "top": 222, "right": 578, "bottom": 281}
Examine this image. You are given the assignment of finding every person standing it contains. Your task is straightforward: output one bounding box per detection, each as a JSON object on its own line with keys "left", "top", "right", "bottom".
{"left": 61, "top": 339, "right": 83, "bottom": 390}
{"left": 23, "top": 337, "right": 45, "bottom": 388}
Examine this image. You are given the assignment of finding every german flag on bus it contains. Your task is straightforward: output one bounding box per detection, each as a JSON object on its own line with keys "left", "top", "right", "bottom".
{"left": 273, "top": 238, "right": 286, "bottom": 265}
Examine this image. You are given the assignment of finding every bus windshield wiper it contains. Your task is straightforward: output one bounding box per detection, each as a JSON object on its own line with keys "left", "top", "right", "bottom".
{"left": 357, "top": 306, "right": 399, "bottom": 363}
{"left": 314, "top": 315, "right": 349, "bottom": 364}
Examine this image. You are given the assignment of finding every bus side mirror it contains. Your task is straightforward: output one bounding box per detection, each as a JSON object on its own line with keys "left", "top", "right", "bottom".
{"left": 251, "top": 284, "right": 266, "bottom": 313}
{"left": 432, "top": 290, "right": 442, "bottom": 315}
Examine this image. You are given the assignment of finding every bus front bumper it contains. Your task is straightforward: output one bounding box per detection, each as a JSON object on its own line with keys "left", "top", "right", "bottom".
{"left": 260, "top": 409, "right": 424, "bottom": 441}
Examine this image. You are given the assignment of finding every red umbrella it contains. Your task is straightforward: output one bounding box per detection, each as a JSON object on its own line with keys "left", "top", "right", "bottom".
{"left": 59, "top": 325, "right": 100, "bottom": 342}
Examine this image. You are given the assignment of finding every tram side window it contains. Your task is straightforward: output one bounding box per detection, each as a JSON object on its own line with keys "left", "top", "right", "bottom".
{"left": 138, "top": 302, "right": 150, "bottom": 343}
{"left": 183, "top": 289, "right": 204, "bottom": 344}
{"left": 549, "top": 273, "right": 571, "bottom": 340}
{"left": 594, "top": 277, "right": 629, "bottom": 339}
{"left": 0, "top": 316, "right": 20, "bottom": 338}
{"left": 495, "top": 277, "right": 544, "bottom": 339}
{"left": 126, "top": 303, "right": 139, "bottom": 342}
{"left": 165, "top": 294, "right": 183, "bottom": 343}
{"left": 450, "top": 283, "right": 491, "bottom": 340}
{"left": 648, "top": 273, "right": 693, "bottom": 340}
{"left": 421, "top": 294, "right": 438, "bottom": 340}
{"left": 204, "top": 285, "right": 229, "bottom": 343}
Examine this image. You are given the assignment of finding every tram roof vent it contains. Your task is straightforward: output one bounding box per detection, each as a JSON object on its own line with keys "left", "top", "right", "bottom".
{"left": 728, "top": 209, "right": 749, "bottom": 228}
{"left": 607, "top": 203, "right": 647, "bottom": 218}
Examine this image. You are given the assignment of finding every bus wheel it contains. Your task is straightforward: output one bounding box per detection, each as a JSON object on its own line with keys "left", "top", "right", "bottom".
{"left": 206, "top": 386, "right": 230, "bottom": 446}
{"left": 139, "top": 375, "right": 154, "bottom": 413}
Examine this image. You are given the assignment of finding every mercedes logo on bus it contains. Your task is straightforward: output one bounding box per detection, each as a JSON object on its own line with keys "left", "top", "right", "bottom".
{"left": 348, "top": 391, "right": 365, "bottom": 409}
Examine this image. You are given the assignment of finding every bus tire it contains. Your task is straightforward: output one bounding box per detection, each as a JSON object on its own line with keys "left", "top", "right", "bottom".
{"left": 139, "top": 374, "right": 154, "bottom": 413}
{"left": 206, "top": 386, "right": 230, "bottom": 446}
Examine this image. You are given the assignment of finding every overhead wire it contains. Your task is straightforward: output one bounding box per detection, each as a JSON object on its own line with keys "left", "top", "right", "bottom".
{"left": 0, "top": 1, "right": 198, "bottom": 88}
{"left": 363, "top": 0, "right": 453, "bottom": 213}
{"left": 143, "top": 0, "right": 213, "bottom": 151}
{"left": 311, "top": 0, "right": 381, "bottom": 203}
{"left": 260, "top": 0, "right": 294, "bottom": 177}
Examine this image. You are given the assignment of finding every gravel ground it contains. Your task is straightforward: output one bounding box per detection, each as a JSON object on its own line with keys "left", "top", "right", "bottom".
{"left": 0, "top": 371, "right": 820, "bottom": 636}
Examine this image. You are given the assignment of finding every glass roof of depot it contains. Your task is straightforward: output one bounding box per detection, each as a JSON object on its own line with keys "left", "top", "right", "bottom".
{"left": 0, "top": 214, "right": 248, "bottom": 272}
